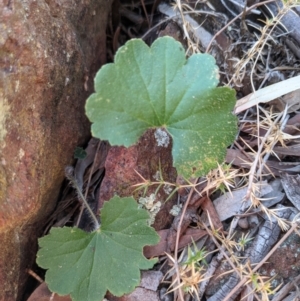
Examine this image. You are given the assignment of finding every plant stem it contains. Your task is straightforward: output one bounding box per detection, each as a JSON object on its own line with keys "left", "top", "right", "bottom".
{"left": 75, "top": 181, "right": 100, "bottom": 229}
{"left": 65, "top": 167, "right": 100, "bottom": 230}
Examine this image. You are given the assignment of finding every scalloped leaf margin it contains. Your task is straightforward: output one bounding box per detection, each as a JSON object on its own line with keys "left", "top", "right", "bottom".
{"left": 85, "top": 37, "right": 237, "bottom": 177}
{"left": 37, "top": 196, "right": 159, "bottom": 301}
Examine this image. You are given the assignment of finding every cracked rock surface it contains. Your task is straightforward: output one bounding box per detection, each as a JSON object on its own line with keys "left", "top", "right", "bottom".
{"left": 0, "top": 1, "right": 112, "bottom": 299}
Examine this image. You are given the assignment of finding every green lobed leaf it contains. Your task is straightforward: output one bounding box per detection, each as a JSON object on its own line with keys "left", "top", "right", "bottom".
{"left": 85, "top": 36, "right": 237, "bottom": 178}
{"left": 37, "top": 196, "right": 159, "bottom": 301}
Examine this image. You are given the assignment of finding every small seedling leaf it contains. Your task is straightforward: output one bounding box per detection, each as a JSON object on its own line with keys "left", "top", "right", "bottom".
{"left": 37, "top": 196, "right": 159, "bottom": 301}
{"left": 85, "top": 36, "right": 237, "bottom": 177}
{"left": 74, "top": 147, "right": 87, "bottom": 159}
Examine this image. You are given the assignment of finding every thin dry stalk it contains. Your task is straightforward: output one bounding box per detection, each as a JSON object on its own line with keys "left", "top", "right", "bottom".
{"left": 223, "top": 221, "right": 299, "bottom": 301}
{"left": 245, "top": 106, "right": 286, "bottom": 203}
{"left": 249, "top": 3, "right": 296, "bottom": 91}
{"left": 205, "top": 0, "right": 277, "bottom": 53}
{"left": 202, "top": 221, "right": 243, "bottom": 276}
{"left": 76, "top": 140, "right": 101, "bottom": 227}
{"left": 172, "top": 182, "right": 196, "bottom": 301}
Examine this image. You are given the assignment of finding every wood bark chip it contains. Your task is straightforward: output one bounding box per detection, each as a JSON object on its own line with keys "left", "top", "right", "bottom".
{"left": 267, "top": 1, "right": 300, "bottom": 46}
{"left": 280, "top": 172, "right": 300, "bottom": 211}
{"left": 207, "top": 183, "right": 273, "bottom": 222}
{"left": 206, "top": 205, "right": 292, "bottom": 301}
{"left": 272, "top": 274, "right": 300, "bottom": 301}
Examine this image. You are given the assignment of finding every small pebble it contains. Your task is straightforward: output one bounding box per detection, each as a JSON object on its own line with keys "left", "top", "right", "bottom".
{"left": 238, "top": 217, "right": 249, "bottom": 229}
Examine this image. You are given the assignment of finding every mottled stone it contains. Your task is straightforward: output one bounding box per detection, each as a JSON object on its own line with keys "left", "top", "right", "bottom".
{"left": 0, "top": 0, "right": 112, "bottom": 299}
{"left": 99, "top": 129, "right": 177, "bottom": 231}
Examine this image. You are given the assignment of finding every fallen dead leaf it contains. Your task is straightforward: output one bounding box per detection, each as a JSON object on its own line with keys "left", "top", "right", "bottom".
{"left": 27, "top": 282, "right": 71, "bottom": 301}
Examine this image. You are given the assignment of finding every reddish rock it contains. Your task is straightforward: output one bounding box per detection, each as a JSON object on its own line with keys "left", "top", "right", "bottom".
{"left": 0, "top": 0, "right": 112, "bottom": 300}
{"left": 99, "top": 129, "right": 177, "bottom": 231}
